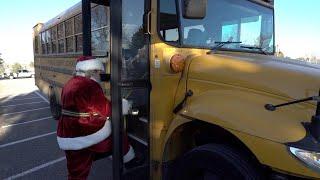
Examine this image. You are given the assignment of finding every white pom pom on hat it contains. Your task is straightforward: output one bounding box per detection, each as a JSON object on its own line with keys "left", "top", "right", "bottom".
{"left": 75, "top": 56, "right": 104, "bottom": 72}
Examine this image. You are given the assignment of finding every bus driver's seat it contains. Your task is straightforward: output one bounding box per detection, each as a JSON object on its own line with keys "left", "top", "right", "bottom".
{"left": 185, "top": 29, "right": 206, "bottom": 46}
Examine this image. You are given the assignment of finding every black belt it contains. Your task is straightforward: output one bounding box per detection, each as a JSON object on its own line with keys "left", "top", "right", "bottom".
{"left": 61, "top": 109, "right": 99, "bottom": 117}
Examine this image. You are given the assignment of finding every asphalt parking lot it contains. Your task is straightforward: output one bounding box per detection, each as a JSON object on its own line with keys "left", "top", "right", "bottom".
{"left": 0, "top": 78, "right": 112, "bottom": 179}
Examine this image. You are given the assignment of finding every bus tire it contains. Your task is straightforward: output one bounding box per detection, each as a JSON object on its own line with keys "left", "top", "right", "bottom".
{"left": 173, "top": 144, "right": 262, "bottom": 180}
{"left": 49, "top": 87, "right": 61, "bottom": 120}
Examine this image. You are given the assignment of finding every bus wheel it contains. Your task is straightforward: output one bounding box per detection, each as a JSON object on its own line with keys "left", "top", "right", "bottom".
{"left": 49, "top": 88, "right": 61, "bottom": 120}
{"left": 174, "top": 144, "right": 262, "bottom": 180}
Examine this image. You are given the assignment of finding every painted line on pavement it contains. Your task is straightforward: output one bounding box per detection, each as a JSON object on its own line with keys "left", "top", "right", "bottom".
{"left": 2, "top": 97, "right": 41, "bottom": 101}
{"left": 1, "top": 107, "right": 50, "bottom": 116}
{"left": 34, "top": 91, "right": 49, "bottom": 104}
{"left": 0, "top": 131, "right": 56, "bottom": 149}
{"left": 3, "top": 157, "right": 66, "bottom": 180}
{"left": 1, "top": 117, "right": 52, "bottom": 128}
{"left": 0, "top": 101, "right": 46, "bottom": 108}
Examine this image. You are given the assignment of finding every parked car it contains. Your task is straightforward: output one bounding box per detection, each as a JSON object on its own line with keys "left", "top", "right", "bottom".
{"left": 9, "top": 70, "right": 35, "bottom": 79}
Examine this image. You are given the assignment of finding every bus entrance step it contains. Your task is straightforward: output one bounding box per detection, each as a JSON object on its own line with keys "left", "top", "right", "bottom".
{"left": 124, "top": 163, "right": 149, "bottom": 180}
{"left": 128, "top": 133, "right": 148, "bottom": 146}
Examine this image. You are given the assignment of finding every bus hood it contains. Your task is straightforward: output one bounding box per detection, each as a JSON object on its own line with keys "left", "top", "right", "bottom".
{"left": 188, "top": 52, "right": 320, "bottom": 100}
{"left": 184, "top": 52, "right": 320, "bottom": 143}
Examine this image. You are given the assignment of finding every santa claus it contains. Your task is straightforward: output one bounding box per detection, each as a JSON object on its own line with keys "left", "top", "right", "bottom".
{"left": 57, "top": 56, "right": 135, "bottom": 180}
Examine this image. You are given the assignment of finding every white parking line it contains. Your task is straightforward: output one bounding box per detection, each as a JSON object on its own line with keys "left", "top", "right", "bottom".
{"left": 2, "top": 107, "right": 50, "bottom": 116}
{"left": 0, "top": 132, "right": 56, "bottom": 149}
{"left": 0, "top": 101, "right": 46, "bottom": 108}
{"left": 3, "top": 97, "right": 41, "bottom": 101}
{"left": 3, "top": 157, "right": 66, "bottom": 180}
{"left": 34, "top": 91, "right": 49, "bottom": 104}
{"left": 1, "top": 117, "right": 52, "bottom": 128}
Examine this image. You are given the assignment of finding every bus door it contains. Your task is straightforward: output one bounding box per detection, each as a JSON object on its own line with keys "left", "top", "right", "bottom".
{"left": 109, "top": 0, "right": 150, "bottom": 179}
{"left": 82, "top": 0, "right": 150, "bottom": 179}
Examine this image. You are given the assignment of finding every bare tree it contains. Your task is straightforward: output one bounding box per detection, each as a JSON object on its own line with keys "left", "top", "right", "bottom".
{"left": 11, "top": 63, "right": 23, "bottom": 73}
{"left": 0, "top": 53, "right": 5, "bottom": 74}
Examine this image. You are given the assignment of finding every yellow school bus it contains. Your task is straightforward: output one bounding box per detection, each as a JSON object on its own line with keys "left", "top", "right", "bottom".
{"left": 33, "top": 0, "right": 320, "bottom": 179}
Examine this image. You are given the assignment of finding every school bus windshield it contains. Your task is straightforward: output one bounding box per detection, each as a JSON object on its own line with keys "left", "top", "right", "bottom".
{"left": 159, "top": 0, "right": 274, "bottom": 54}
{"left": 181, "top": 0, "right": 274, "bottom": 53}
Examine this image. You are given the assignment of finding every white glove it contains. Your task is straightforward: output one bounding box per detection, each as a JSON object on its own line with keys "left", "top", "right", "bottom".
{"left": 122, "top": 98, "right": 132, "bottom": 115}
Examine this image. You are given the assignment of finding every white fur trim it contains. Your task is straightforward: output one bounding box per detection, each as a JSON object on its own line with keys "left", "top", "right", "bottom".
{"left": 123, "top": 145, "right": 135, "bottom": 163}
{"left": 122, "top": 99, "right": 132, "bottom": 115}
{"left": 57, "top": 120, "right": 111, "bottom": 150}
{"left": 108, "top": 145, "right": 136, "bottom": 163}
{"left": 76, "top": 59, "right": 104, "bottom": 71}
{"left": 75, "top": 72, "right": 86, "bottom": 77}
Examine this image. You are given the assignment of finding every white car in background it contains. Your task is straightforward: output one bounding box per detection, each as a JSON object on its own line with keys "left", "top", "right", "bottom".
{"left": 11, "top": 70, "right": 35, "bottom": 79}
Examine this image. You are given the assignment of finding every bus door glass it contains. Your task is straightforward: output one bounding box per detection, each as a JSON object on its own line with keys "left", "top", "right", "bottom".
{"left": 121, "top": 0, "right": 150, "bottom": 177}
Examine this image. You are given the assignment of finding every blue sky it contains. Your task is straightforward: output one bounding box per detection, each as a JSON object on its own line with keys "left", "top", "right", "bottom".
{"left": 0, "top": 0, "right": 319, "bottom": 64}
{"left": 275, "top": 0, "right": 320, "bottom": 58}
{"left": 0, "top": 0, "right": 80, "bottom": 65}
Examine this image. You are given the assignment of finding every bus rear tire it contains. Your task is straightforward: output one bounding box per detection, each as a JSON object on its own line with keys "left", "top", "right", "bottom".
{"left": 173, "top": 144, "right": 263, "bottom": 180}
{"left": 49, "top": 87, "right": 61, "bottom": 120}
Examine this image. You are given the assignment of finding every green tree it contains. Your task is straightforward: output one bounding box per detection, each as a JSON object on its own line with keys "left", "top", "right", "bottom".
{"left": 11, "top": 63, "right": 23, "bottom": 73}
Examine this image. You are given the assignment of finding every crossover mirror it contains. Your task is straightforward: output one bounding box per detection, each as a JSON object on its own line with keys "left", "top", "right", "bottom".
{"left": 182, "top": 0, "right": 207, "bottom": 19}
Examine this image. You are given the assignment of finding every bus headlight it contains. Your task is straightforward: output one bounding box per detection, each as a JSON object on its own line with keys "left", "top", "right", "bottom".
{"left": 289, "top": 147, "right": 320, "bottom": 171}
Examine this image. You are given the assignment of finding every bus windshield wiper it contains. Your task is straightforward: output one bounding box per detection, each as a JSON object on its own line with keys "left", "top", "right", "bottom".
{"left": 209, "top": 41, "right": 242, "bottom": 54}
{"left": 240, "top": 45, "right": 268, "bottom": 55}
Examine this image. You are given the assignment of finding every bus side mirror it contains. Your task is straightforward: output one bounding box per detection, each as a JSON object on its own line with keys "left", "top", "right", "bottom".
{"left": 182, "top": 0, "right": 207, "bottom": 19}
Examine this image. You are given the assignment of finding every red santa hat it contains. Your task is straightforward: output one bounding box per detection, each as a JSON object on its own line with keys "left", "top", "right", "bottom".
{"left": 75, "top": 56, "right": 104, "bottom": 72}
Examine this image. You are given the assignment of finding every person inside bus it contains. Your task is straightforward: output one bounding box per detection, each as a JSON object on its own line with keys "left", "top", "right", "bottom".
{"left": 56, "top": 56, "right": 137, "bottom": 180}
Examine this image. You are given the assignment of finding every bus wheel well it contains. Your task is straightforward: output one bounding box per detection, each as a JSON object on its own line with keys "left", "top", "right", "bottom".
{"left": 193, "top": 120, "right": 259, "bottom": 163}
{"left": 163, "top": 120, "right": 260, "bottom": 166}
{"left": 49, "top": 85, "right": 61, "bottom": 120}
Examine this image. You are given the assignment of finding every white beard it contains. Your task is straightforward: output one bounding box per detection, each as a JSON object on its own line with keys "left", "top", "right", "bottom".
{"left": 90, "top": 76, "right": 102, "bottom": 84}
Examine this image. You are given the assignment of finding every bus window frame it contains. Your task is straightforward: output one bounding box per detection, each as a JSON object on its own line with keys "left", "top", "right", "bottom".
{"left": 37, "top": 3, "right": 110, "bottom": 57}
{"left": 157, "top": 0, "right": 276, "bottom": 55}
{"left": 157, "top": 0, "right": 182, "bottom": 47}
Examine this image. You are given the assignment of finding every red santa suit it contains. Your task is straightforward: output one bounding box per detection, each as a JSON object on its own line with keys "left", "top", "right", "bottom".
{"left": 57, "top": 56, "right": 135, "bottom": 180}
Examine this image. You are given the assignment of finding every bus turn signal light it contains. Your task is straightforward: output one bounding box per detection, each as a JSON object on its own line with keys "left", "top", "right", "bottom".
{"left": 170, "top": 54, "right": 186, "bottom": 73}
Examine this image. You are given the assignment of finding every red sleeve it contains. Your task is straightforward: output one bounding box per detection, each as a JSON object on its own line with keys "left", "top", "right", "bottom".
{"left": 87, "top": 83, "right": 111, "bottom": 118}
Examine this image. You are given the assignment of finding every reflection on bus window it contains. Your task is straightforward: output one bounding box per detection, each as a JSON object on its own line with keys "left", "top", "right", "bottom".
{"left": 122, "top": 0, "right": 148, "bottom": 80}
{"left": 41, "top": 32, "right": 46, "bottom": 54}
{"left": 180, "top": 0, "right": 274, "bottom": 53}
{"left": 46, "top": 30, "right": 51, "bottom": 54}
{"left": 75, "top": 14, "right": 83, "bottom": 52}
{"left": 51, "top": 26, "right": 57, "bottom": 54}
{"left": 57, "top": 23, "right": 65, "bottom": 53}
{"left": 159, "top": 0, "right": 179, "bottom": 44}
{"left": 91, "top": 4, "right": 109, "bottom": 56}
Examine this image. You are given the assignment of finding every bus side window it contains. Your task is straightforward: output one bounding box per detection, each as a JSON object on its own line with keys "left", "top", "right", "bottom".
{"left": 57, "top": 23, "right": 65, "bottom": 53}
{"left": 34, "top": 35, "right": 39, "bottom": 54}
{"left": 159, "top": 0, "right": 180, "bottom": 44}
{"left": 65, "top": 18, "right": 75, "bottom": 53}
{"left": 41, "top": 32, "right": 46, "bottom": 54}
{"left": 75, "top": 14, "right": 83, "bottom": 53}
{"left": 46, "top": 30, "right": 51, "bottom": 54}
{"left": 51, "top": 26, "right": 58, "bottom": 54}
